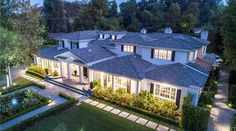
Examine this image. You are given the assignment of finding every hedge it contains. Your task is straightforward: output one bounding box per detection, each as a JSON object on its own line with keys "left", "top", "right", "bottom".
{"left": 26, "top": 70, "right": 45, "bottom": 79}
{"left": 5, "top": 93, "right": 78, "bottom": 131}
{"left": 28, "top": 65, "right": 46, "bottom": 76}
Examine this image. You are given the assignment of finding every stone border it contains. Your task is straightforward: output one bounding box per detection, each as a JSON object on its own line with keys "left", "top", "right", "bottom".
{"left": 83, "top": 99, "right": 176, "bottom": 131}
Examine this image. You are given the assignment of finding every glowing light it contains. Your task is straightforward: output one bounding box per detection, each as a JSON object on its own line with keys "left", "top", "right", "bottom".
{"left": 11, "top": 98, "right": 18, "bottom": 106}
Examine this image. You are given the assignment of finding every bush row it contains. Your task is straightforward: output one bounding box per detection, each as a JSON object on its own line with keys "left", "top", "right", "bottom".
{"left": 28, "top": 65, "right": 46, "bottom": 76}
{"left": 93, "top": 86, "right": 181, "bottom": 126}
{"left": 26, "top": 70, "right": 45, "bottom": 79}
{"left": 5, "top": 93, "right": 78, "bottom": 131}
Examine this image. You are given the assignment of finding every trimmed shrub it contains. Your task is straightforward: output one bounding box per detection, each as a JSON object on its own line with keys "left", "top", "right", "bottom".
{"left": 52, "top": 70, "right": 59, "bottom": 77}
{"left": 28, "top": 65, "right": 46, "bottom": 76}
{"left": 198, "top": 91, "right": 214, "bottom": 107}
{"left": 44, "top": 68, "right": 51, "bottom": 75}
{"left": 26, "top": 70, "right": 45, "bottom": 79}
{"left": 182, "top": 95, "right": 210, "bottom": 131}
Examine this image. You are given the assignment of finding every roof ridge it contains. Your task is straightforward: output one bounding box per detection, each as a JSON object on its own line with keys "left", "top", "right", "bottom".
{"left": 127, "top": 55, "right": 143, "bottom": 79}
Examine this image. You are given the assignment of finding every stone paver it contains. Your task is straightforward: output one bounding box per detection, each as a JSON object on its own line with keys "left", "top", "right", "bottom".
{"left": 84, "top": 99, "right": 93, "bottom": 103}
{"left": 110, "top": 108, "right": 121, "bottom": 115}
{"left": 96, "top": 103, "right": 106, "bottom": 109}
{"left": 136, "top": 117, "right": 148, "bottom": 125}
{"left": 146, "top": 121, "right": 158, "bottom": 129}
{"left": 208, "top": 71, "right": 236, "bottom": 131}
{"left": 90, "top": 101, "right": 99, "bottom": 106}
{"left": 103, "top": 106, "right": 113, "bottom": 112}
{"left": 156, "top": 125, "right": 169, "bottom": 131}
{"left": 127, "top": 114, "right": 138, "bottom": 122}
{"left": 118, "top": 111, "right": 130, "bottom": 118}
{"left": 169, "top": 129, "right": 176, "bottom": 131}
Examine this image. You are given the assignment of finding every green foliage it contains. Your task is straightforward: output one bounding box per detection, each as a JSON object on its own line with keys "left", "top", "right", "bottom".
{"left": 44, "top": 68, "right": 51, "bottom": 75}
{"left": 229, "top": 70, "right": 236, "bottom": 84}
{"left": 183, "top": 94, "right": 193, "bottom": 105}
{"left": 182, "top": 95, "right": 210, "bottom": 131}
{"left": 28, "top": 65, "right": 46, "bottom": 76}
{"left": 231, "top": 115, "right": 236, "bottom": 129}
{"left": 222, "top": 0, "right": 236, "bottom": 69}
{"left": 93, "top": 87, "right": 181, "bottom": 121}
{"left": 228, "top": 84, "right": 236, "bottom": 109}
{"left": 198, "top": 91, "right": 214, "bottom": 107}
{"left": 26, "top": 70, "right": 45, "bottom": 79}
{"left": 52, "top": 70, "right": 59, "bottom": 77}
{"left": 0, "top": 89, "right": 50, "bottom": 124}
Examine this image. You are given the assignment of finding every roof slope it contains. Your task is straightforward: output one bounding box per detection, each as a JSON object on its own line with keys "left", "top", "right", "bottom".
{"left": 38, "top": 47, "right": 69, "bottom": 60}
{"left": 91, "top": 54, "right": 156, "bottom": 80}
{"left": 69, "top": 46, "right": 116, "bottom": 63}
{"left": 55, "top": 30, "right": 98, "bottom": 40}
{"left": 88, "top": 38, "right": 115, "bottom": 47}
{"left": 145, "top": 63, "right": 208, "bottom": 88}
{"left": 187, "top": 54, "right": 216, "bottom": 74}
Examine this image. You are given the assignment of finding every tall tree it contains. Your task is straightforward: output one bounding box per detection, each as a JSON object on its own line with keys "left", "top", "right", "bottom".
{"left": 166, "top": 3, "right": 181, "bottom": 32}
{"left": 44, "top": 0, "right": 68, "bottom": 32}
{"left": 222, "top": 0, "right": 236, "bottom": 69}
{"left": 108, "top": 0, "right": 118, "bottom": 18}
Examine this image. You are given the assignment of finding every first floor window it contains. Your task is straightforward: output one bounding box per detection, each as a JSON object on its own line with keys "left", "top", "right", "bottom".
{"left": 154, "top": 49, "right": 172, "bottom": 60}
{"left": 154, "top": 84, "right": 177, "bottom": 100}
{"left": 123, "top": 45, "right": 134, "bottom": 53}
{"left": 194, "top": 50, "right": 198, "bottom": 59}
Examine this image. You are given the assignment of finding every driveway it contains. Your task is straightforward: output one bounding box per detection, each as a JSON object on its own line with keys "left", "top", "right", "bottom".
{"left": 208, "top": 71, "right": 236, "bottom": 131}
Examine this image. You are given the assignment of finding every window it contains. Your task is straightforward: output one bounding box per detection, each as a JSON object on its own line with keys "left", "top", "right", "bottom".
{"left": 110, "top": 35, "right": 116, "bottom": 40}
{"left": 194, "top": 50, "right": 198, "bottom": 59}
{"left": 123, "top": 45, "right": 134, "bottom": 53}
{"left": 99, "top": 34, "right": 104, "bottom": 39}
{"left": 154, "top": 84, "right": 176, "bottom": 100}
{"left": 58, "top": 40, "right": 64, "bottom": 48}
{"left": 189, "top": 52, "right": 194, "bottom": 61}
{"left": 70, "top": 41, "right": 79, "bottom": 49}
{"left": 153, "top": 49, "right": 172, "bottom": 60}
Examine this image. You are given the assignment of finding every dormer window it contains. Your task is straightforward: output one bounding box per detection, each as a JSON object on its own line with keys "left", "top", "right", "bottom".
{"left": 110, "top": 35, "right": 117, "bottom": 40}
{"left": 57, "top": 40, "right": 64, "bottom": 48}
{"left": 98, "top": 34, "right": 104, "bottom": 39}
{"left": 121, "top": 45, "right": 136, "bottom": 53}
{"left": 70, "top": 41, "right": 79, "bottom": 49}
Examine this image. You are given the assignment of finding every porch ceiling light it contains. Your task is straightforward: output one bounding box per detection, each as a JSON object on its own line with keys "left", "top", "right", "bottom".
{"left": 69, "top": 56, "right": 74, "bottom": 60}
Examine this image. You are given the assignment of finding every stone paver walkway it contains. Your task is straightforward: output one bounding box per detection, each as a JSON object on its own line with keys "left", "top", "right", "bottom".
{"left": 83, "top": 99, "right": 176, "bottom": 131}
{"left": 208, "top": 71, "right": 236, "bottom": 131}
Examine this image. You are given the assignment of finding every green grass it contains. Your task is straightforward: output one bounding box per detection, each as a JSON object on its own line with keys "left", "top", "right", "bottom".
{"left": 26, "top": 103, "right": 154, "bottom": 131}
{"left": 91, "top": 97, "right": 183, "bottom": 131}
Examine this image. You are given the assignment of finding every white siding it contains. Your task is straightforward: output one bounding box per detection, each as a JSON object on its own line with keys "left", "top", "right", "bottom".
{"left": 175, "top": 51, "right": 188, "bottom": 63}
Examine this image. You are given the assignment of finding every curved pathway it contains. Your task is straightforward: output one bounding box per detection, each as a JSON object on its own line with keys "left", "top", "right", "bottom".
{"left": 208, "top": 71, "right": 236, "bottom": 131}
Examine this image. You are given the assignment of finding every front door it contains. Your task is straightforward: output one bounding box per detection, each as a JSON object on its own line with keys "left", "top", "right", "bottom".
{"left": 83, "top": 67, "right": 88, "bottom": 78}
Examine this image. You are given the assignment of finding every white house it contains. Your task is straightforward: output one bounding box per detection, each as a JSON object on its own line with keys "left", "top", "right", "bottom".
{"left": 33, "top": 29, "right": 215, "bottom": 107}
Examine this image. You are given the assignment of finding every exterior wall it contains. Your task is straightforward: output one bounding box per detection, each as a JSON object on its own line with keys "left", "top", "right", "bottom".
{"left": 175, "top": 51, "right": 188, "bottom": 63}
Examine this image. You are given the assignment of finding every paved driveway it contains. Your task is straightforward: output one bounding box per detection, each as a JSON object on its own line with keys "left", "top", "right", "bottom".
{"left": 208, "top": 71, "right": 236, "bottom": 131}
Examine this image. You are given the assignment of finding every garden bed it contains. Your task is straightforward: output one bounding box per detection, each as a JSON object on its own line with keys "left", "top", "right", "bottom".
{"left": 0, "top": 89, "right": 50, "bottom": 124}
{"left": 0, "top": 77, "right": 46, "bottom": 95}
{"left": 228, "top": 69, "right": 236, "bottom": 109}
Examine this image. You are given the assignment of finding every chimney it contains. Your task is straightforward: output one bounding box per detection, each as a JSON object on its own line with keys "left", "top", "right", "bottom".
{"left": 200, "top": 31, "right": 208, "bottom": 40}
{"left": 164, "top": 27, "right": 172, "bottom": 34}
{"left": 140, "top": 28, "right": 147, "bottom": 34}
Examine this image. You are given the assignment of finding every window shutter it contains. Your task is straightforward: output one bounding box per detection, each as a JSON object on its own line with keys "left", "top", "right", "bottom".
{"left": 175, "top": 89, "right": 181, "bottom": 107}
{"left": 102, "top": 35, "right": 104, "bottom": 39}
{"left": 151, "top": 49, "right": 154, "bottom": 59}
{"left": 121, "top": 45, "right": 124, "bottom": 51}
{"left": 171, "top": 51, "right": 175, "bottom": 61}
{"left": 115, "top": 35, "right": 117, "bottom": 40}
{"left": 62, "top": 41, "right": 65, "bottom": 48}
{"left": 110, "top": 35, "right": 112, "bottom": 39}
{"left": 70, "top": 42, "right": 72, "bottom": 49}
{"left": 133, "top": 46, "right": 136, "bottom": 53}
{"left": 150, "top": 83, "right": 154, "bottom": 94}
{"left": 98, "top": 34, "right": 100, "bottom": 38}
{"left": 77, "top": 43, "right": 79, "bottom": 49}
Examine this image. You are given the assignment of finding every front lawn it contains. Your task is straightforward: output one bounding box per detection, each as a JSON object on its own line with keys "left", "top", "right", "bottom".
{"left": 25, "top": 103, "right": 154, "bottom": 131}
{"left": 0, "top": 89, "right": 50, "bottom": 123}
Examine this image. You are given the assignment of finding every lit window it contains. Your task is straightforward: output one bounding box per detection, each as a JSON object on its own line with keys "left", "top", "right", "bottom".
{"left": 123, "top": 45, "right": 134, "bottom": 53}
{"left": 154, "top": 84, "right": 176, "bottom": 100}
{"left": 194, "top": 50, "right": 198, "bottom": 59}
{"left": 189, "top": 52, "right": 194, "bottom": 61}
{"left": 154, "top": 49, "right": 172, "bottom": 60}
{"left": 99, "top": 34, "right": 104, "bottom": 39}
{"left": 111, "top": 35, "right": 116, "bottom": 40}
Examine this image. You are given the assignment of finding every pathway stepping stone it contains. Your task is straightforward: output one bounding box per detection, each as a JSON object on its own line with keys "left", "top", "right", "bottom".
{"left": 110, "top": 108, "right": 121, "bottom": 115}
{"left": 136, "top": 118, "right": 148, "bottom": 125}
{"left": 156, "top": 125, "right": 169, "bottom": 131}
{"left": 127, "top": 114, "right": 138, "bottom": 121}
{"left": 90, "top": 101, "right": 99, "bottom": 106}
{"left": 84, "top": 99, "right": 93, "bottom": 103}
{"left": 103, "top": 106, "right": 113, "bottom": 112}
{"left": 169, "top": 129, "right": 176, "bottom": 131}
{"left": 118, "top": 111, "right": 130, "bottom": 118}
{"left": 96, "top": 103, "right": 106, "bottom": 109}
{"left": 146, "top": 121, "right": 158, "bottom": 129}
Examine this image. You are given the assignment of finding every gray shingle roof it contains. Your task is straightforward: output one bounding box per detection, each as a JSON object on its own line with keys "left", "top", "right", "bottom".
{"left": 55, "top": 30, "right": 98, "bottom": 40}
{"left": 88, "top": 38, "right": 115, "bottom": 47}
{"left": 145, "top": 63, "right": 208, "bottom": 88}
{"left": 91, "top": 54, "right": 157, "bottom": 80}
{"left": 69, "top": 46, "right": 116, "bottom": 63}
{"left": 187, "top": 54, "right": 216, "bottom": 74}
{"left": 38, "top": 47, "right": 69, "bottom": 60}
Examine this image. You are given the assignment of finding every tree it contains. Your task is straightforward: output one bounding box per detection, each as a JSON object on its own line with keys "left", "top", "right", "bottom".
{"left": 222, "top": 0, "right": 236, "bottom": 69}
{"left": 166, "top": 3, "right": 181, "bottom": 32}
{"left": 108, "top": 0, "right": 118, "bottom": 18}
{"left": 0, "top": 28, "right": 20, "bottom": 87}
{"left": 44, "top": 0, "right": 68, "bottom": 32}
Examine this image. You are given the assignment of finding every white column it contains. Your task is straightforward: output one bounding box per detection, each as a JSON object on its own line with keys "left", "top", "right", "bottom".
{"left": 51, "top": 61, "right": 54, "bottom": 73}
{"left": 67, "top": 63, "right": 71, "bottom": 79}
{"left": 136, "top": 81, "right": 140, "bottom": 95}
{"left": 112, "top": 75, "right": 115, "bottom": 91}
{"left": 100, "top": 72, "right": 104, "bottom": 87}
{"left": 79, "top": 65, "right": 83, "bottom": 83}
{"left": 60, "top": 62, "right": 63, "bottom": 77}
{"left": 88, "top": 70, "right": 93, "bottom": 83}
{"left": 34, "top": 56, "right": 37, "bottom": 65}
{"left": 41, "top": 58, "right": 44, "bottom": 68}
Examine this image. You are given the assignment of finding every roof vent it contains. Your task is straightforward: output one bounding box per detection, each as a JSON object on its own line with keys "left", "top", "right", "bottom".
{"left": 200, "top": 31, "right": 208, "bottom": 40}
{"left": 88, "top": 49, "right": 92, "bottom": 52}
{"left": 164, "top": 27, "right": 172, "bottom": 34}
{"left": 140, "top": 28, "right": 147, "bottom": 34}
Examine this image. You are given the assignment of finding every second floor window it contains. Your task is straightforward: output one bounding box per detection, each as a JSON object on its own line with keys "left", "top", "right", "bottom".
{"left": 110, "top": 35, "right": 116, "bottom": 40}
{"left": 189, "top": 52, "right": 194, "bottom": 61}
{"left": 121, "top": 45, "right": 136, "bottom": 53}
{"left": 99, "top": 34, "right": 104, "bottom": 39}
{"left": 153, "top": 49, "right": 172, "bottom": 60}
{"left": 70, "top": 41, "right": 79, "bottom": 49}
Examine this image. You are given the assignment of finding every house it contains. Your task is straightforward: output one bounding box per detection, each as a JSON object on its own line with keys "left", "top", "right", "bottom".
{"left": 33, "top": 28, "right": 215, "bottom": 107}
